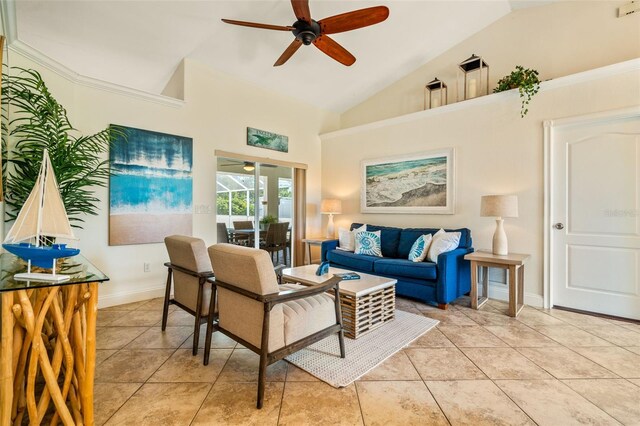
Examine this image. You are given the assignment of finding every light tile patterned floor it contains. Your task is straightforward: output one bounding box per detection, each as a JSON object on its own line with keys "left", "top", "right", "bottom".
{"left": 95, "top": 296, "right": 640, "bottom": 425}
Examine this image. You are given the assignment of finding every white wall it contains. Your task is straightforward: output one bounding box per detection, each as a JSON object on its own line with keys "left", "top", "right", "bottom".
{"left": 322, "top": 67, "right": 640, "bottom": 306}
{"left": 342, "top": 1, "right": 640, "bottom": 128}
{"left": 6, "top": 50, "right": 339, "bottom": 307}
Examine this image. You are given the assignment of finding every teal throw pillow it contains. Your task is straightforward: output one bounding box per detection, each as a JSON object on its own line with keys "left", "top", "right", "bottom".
{"left": 355, "top": 230, "right": 382, "bottom": 257}
{"left": 408, "top": 234, "right": 433, "bottom": 262}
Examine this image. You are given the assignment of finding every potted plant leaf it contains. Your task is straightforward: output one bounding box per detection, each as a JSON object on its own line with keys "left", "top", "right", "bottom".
{"left": 494, "top": 66, "right": 541, "bottom": 117}
{"left": 2, "top": 67, "right": 123, "bottom": 233}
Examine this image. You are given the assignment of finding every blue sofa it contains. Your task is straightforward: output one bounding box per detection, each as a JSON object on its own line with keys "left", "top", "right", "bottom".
{"left": 320, "top": 223, "right": 474, "bottom": 308}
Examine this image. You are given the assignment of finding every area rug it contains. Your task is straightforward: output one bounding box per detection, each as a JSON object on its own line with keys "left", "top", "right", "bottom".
{"left": 285, "top": 310, "right": 438, "bottom": 388}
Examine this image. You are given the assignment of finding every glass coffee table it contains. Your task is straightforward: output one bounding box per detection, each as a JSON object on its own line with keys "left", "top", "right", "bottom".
{"left": 281, "top": 265, "right": 397, "bottom": 339}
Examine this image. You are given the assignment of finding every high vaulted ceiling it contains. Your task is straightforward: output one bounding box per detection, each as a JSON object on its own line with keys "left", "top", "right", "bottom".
{"left": 13, "top": 1, "right": 540, "bottom": 112}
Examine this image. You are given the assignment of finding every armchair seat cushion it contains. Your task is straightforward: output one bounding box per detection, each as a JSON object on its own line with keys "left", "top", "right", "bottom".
{"left": 373, "top": 258, "right": 437, "bottom": 281}
{"left": 326, "top": 249, "right": 377, "bottom": 272}
{"left": 280, "top": 283, "right": 336, "bottom": 345}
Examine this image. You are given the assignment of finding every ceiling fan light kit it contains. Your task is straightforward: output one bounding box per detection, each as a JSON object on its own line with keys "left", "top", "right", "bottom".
{"left": 222, "top": 0, "right": 389, "bottom": 67}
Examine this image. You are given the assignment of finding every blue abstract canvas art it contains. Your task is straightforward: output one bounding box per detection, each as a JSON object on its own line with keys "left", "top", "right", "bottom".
{"left": 109, "top": 125, "right": 193, "bottom": 245}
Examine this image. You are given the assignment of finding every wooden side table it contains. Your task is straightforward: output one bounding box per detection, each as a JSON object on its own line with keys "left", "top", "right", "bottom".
{"left": 302, "top": 237, "right": 332, "bottom": 265}
{"left": 464, "top": 250, "right": 530, "bottom": 317}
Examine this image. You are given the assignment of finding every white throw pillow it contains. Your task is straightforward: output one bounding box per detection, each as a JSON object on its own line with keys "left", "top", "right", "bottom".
{"left": 408, "top": 234, "right": 433, "bottom": 262}
{"left": 337, "top": 224, "right": 366, "bottom": 252}
{"left": 427, "top": 229, "right": 461, "bottom": 263}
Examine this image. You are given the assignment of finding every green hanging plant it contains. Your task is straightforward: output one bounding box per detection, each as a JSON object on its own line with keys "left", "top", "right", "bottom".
{"left": 493, "top": 65, "right": 540, "bottom": 117}
{"left": 1, "top": 67, "right": 124, "bottom": 228}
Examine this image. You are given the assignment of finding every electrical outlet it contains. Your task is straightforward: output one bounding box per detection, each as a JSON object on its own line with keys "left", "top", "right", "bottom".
{"left": 143, "top": 262, "right": 151, "bottom": 273}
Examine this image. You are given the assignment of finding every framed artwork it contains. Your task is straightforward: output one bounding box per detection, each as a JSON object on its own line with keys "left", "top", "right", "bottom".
{"left": 109, "top": 125, "right": 193, "bottom": 245}
{"left": 361, "top": 148, "right": 455, "bottom": 214}
{"left": 247, "top": 127, "right": 288, "bottom": 153}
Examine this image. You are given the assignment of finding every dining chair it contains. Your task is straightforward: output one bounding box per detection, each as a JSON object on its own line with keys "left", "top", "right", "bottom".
{"left": 207, "top": 243, "right": 345, "bottom": 408}
{"left": 163, "top": 235, "right": 216, "bottom": 364}
{"left": 232, "top": 220, "right": 254, "bottom": 246}
{"left": 260, "top": 222, "right": 289, "bottom": 265}
{"left": 217, "top": 222, "right": 229, "bottom": 243}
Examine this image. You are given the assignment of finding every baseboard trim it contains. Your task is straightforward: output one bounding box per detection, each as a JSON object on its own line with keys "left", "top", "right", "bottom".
{"left": 98, "top": 286, "right": 167, "bottom": 309}
{"left": 485, "top": 281, "right": 544, "bottom": 308}
{"left": 553, "top": 305, "right": 640, "bottom": 324}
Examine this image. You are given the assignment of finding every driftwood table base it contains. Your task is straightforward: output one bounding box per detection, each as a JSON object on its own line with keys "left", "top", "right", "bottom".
{"left": 0, "top": 283, "right": 98, "bottom": 426}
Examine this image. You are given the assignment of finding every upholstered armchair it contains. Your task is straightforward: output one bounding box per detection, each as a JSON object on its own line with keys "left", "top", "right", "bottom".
{"left": 163, "top": 235, "right": 216, "bottom": 364}
{"left": 208, "top": 243, "right": 345, "bottom": 408}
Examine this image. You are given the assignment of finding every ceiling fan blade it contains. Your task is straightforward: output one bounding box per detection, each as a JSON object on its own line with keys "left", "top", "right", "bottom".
{"left": 221, "top": 19, "right": 294, "bottom": 32}
{"left": 319, "top": 6, "right": 389, "bottom": 34}
{"left": 291, "top": 0, "right": 312, "bottom": 23}
{"left": 313, "top": 35, "right": 356, "bottom": 66}
{"left": 274, "top": 39, "right": 303, "bottom": 66}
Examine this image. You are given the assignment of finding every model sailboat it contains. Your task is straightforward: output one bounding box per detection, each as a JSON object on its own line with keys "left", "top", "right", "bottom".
{"left": 3, "top": 149, "right": 80, "bottom": 282}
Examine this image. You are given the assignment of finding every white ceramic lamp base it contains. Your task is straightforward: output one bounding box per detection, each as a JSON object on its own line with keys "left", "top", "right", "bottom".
{"left": 326, "top": 214, "right": 335, "bottom": 239}
{"left": 492, "top": 218, "right": 508, "bottom": 255}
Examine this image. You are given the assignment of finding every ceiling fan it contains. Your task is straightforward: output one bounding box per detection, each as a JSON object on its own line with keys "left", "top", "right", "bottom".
{"left": 221, "top": 0, "right": 389, "bottom": 66}
{"left": 220, "top": 161, "right": 277, "bottom": 171}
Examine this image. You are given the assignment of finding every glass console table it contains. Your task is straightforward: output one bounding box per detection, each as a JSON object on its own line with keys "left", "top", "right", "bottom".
{"left": 0, "top": 253, "right": 109, "bottom": 425}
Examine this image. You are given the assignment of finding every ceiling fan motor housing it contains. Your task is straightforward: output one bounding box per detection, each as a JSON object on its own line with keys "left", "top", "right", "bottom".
{"left": 293, "top": 20, "right": 321, "bottom": 45}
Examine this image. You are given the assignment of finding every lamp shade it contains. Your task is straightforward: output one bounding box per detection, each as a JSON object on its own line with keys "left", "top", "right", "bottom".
{"left": 480, "top": 195, "right": 518, "bottom": 218}
{"left": 321, "top": 199, "right": 342, "bottom": 214}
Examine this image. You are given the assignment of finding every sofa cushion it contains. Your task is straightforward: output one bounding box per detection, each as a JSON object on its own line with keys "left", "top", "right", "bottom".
{"left": 327, "top": 249, "right": 377, "bottom": 272}
{"left": 350, "top": 223, "right": 401, "bottom": 258}
{"left": 373, "top": 258, "right": 437, "bottom": 281}
{"left": 398, "top": 227, "right": 471, "bottom": 258}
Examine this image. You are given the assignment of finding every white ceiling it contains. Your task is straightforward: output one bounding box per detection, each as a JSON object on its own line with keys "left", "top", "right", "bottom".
{"left": 14, "top": 0, "right": 525, "bottom": 112}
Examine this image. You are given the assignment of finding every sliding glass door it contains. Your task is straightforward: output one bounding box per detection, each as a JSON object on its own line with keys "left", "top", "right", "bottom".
{"left": 216, "top": 157, "right": 293, "bottom": 266}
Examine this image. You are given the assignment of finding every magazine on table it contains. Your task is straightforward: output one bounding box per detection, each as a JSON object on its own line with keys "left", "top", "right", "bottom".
{"left": 335, "top": 272, "right": 360, "bottom": 280}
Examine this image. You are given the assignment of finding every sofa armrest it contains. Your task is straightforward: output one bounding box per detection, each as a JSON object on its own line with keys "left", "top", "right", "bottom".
{"left": 436, "top": 247, "right": 474, "bottom": 304}
{"left": 320, "top": 239, "right": 339, "bottom": 262}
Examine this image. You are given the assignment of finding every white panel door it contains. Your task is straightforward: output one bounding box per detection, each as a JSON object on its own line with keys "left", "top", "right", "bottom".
{"left": 552, "top": 113, "right": 640, "bottom": 320}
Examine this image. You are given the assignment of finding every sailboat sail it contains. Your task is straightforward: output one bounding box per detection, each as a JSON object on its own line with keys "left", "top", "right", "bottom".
{"left": 40, "top": 152, "right": 76, "bottom": 239}
{"left": 4, "top": 150, "right": 77, "bottom": 244}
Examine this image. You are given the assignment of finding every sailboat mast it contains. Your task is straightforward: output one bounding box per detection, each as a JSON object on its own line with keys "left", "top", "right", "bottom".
{"left": 34, "top": 149, "right": 49, "bottom": 247}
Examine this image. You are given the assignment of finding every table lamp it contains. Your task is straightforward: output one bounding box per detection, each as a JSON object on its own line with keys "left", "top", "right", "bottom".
{"left": 321, "top": 199, "right": 342, "bottom": 239}
{"left": 480, "top": 195, "right": 518, "bottom": 255}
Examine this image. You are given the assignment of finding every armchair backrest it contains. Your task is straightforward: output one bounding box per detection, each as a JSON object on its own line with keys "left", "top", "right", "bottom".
{"left": 209, "top": 244, "right": 280, "bottom": 295}
{"left": 164, "top": 235, "right": 213, "bottom": 313}
{"left": 216, "top": 223, "right": 229, "bottom": 243}
{"left": 233, "top": 220, "right": 253, "bottom": 230}
{"left": 208, "top": 243, "right": 284, "bottom": 351}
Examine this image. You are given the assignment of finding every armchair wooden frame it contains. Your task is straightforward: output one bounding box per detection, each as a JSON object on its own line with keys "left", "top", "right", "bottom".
{"left": 162, "top": 262, "right": 216, "bottom": 363}
{"left": 207, "top": 275, "right": 345, "bottom": 408}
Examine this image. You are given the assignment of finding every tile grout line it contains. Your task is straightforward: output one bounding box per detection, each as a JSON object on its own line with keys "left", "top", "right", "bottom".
{"left": 449, "top": 307, "right": 549, "bottom": 426}
{"left": 276, "top": 377, "right": 287, "bottom": 425}
{"left": 457, "top": 302, "right": 633, "bottom": 420}
{"left": 352, "top": 380, "right": 367, "bottom": 426}
{"left": 97, "top": 304, "right": 195, "bottom": 425}
{"left": 463, "top": 304, "right": 626, "bottom": 380}
{"left": 403, "top": 348, "right": 453, "bottom": 426}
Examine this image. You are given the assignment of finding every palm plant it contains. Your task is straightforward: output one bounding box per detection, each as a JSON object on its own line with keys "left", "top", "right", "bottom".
{"left": 2, "top": 67, "right": 123, "bottom": 228}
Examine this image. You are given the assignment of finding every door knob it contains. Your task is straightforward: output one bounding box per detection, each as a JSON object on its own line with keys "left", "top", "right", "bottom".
{"left": 554, "top": 223, "right": 564, "bottom": 230}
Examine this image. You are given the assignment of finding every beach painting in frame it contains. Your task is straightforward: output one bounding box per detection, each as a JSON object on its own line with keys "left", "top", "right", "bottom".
{"left": 109, "top": 125, "right": 193, "bottom": 245}
{"left": 361, "top": 148, "right": 455, "bottom": 214}
{"left": 247, "top": 127, "right": 288, "bottom": 153}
